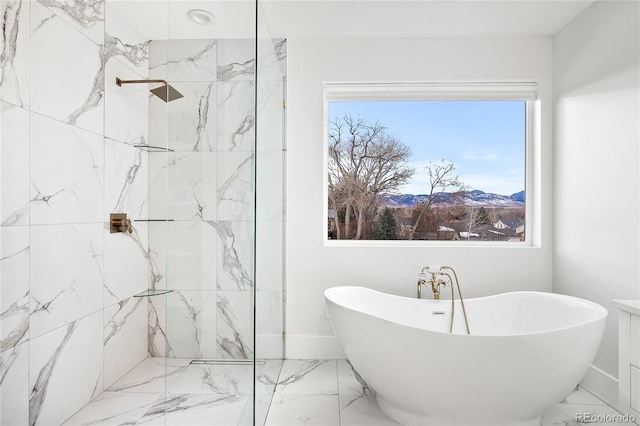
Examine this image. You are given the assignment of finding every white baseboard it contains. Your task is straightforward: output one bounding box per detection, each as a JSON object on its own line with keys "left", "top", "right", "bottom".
{"left": 285, "top": 335, "right": 346, "bottom": 359}
{"left": 256, "top": 335, "right": 284, "bottom": 359}
{"left": 580, "top": 364, "right": 619, "bottom": 409}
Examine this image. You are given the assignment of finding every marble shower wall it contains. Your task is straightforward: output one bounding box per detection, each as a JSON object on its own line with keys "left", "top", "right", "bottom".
{"left": 255, "top": 37, "right": 287, "bottom": 359}
{"left": 146, "top": 38, "right": 286, "bottom": 361}
{"left": 0, "top": 1, "right": 149, "bottom": 424}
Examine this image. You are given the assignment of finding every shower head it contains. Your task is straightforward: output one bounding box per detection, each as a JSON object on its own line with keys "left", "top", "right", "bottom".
{"left": 149, "top": 83, "right": 184, "bottom": 102}
{"left": 116, "top": 77, "right": 184, "bottom": 102}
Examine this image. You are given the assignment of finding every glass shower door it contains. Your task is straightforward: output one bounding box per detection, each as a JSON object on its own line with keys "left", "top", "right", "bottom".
{"left": 155, "top": 2, "right": 264, "bottom": 424}
{"left": 254, "top": 1, "right": 287, "bottom": 424}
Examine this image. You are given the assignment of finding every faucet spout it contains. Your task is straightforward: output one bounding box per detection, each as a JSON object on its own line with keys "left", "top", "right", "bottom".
{"left": 431, "top": 281, "right": 441, "bottom": 299}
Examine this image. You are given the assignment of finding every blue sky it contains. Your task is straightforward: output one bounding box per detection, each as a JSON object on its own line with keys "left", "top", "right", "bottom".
{"left": 328, "top": 100, "right": 525, "bottom": 196}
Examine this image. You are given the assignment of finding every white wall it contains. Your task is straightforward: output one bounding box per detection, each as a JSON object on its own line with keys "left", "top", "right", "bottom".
{"left": 553, "top": 0, "right": 640, "bottom": 406}
{"left": 286, "top": 36, "right": 554, "bottom": 358}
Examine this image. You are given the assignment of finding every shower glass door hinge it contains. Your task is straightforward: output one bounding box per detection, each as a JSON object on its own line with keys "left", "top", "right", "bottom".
{"left": 282, "top": 100, "right": 286, "bottom": 109}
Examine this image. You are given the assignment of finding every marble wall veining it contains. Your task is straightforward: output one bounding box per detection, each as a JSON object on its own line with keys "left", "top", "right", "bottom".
{"left": 146, "top": 37, "right": 286, "bottom": 361}
{"left": 1, "top": 0, "right": 286, "bottom": 422}
{"left": 1, "top": 0, "right": 149, "bottom": 424}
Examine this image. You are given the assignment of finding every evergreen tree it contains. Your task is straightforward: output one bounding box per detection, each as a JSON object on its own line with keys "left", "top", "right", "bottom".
{"left": 373, "top": 208, "right": 399, "bottom": 240}
{"left": 475, "top": 206, "right": 491, "bottom": 226}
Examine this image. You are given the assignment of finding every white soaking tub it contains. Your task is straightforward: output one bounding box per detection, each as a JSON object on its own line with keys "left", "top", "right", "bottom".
{"left": 325, "top": 286, "right": 607, "bottom": 426}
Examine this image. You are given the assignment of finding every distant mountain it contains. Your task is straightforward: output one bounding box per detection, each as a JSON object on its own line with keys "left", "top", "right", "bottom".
{"left": 510, "top": 190, "right": 525, "bottom": 203}
{"left": 378, "top": 194, "right": 430, "bottom": 208}
{"left": 378, "top": 190, "right": 525, "bottom": 208}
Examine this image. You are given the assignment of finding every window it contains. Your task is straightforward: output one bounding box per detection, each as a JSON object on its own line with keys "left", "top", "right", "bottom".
{"left": 324, "top": 82, "right": 536, "bottom": 244}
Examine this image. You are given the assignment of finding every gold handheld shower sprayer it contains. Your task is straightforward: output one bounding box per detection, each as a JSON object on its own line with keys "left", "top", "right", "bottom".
{"left": 115, "top": 77, "right": 184, "bottom": 102}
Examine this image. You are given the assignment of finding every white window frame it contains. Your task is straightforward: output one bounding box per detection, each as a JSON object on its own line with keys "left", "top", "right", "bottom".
{"left": 323, "top": 81, "right": 540, "bottom": 247}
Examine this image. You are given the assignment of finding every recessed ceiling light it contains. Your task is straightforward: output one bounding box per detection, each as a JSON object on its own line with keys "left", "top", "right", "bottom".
{"left": 187, "top": 9, "right": 215, "bottom": 25}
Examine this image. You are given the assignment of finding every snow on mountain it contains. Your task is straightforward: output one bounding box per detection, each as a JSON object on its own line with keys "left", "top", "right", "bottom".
{"left": 378, "top": 190, "right": 525, "bottom": 208}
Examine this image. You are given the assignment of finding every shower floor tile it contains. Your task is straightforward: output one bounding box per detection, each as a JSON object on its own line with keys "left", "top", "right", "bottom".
{"left": 106, "top": 357, "right": 191, "bottom": 394}
{"left": 61, "top": 392, "right": 161, "bottom": 426}
{"left": 63, "top": 357, "right": 283, "bottom": 426}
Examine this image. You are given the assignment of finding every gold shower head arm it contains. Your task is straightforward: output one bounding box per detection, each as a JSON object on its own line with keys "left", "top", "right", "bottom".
{"left": 116, "top": 77, "right": 169, "bottom": 86}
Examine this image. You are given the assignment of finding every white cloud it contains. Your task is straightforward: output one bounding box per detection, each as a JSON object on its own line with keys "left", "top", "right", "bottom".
{"left": 459, "top": 173, "right": 523, "bottom": 196}
{"left": 462, "top": 151, "right": 499, "bottom": 161}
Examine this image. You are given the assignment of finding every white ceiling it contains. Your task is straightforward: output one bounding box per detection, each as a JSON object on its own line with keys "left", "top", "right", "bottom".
{"left": 110, "top": 0, "right": 596, "bottom": 40}
{"left": 109, "top": 1, "right": 255, "bottom": 40}
{"left": 262, "top": 0, "right": 596, "bottom": 38}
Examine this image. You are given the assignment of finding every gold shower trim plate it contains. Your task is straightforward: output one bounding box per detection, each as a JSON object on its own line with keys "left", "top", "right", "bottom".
{"left": 110, "top": 213, "right": 132, "bottom": 233}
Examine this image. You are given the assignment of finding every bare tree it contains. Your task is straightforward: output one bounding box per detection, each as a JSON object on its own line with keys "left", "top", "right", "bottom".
{"left": 463, "top": 206, "right": 479, "bottom": 240}
{"left": 327, "top": 173, "right": 345, "bottom": 239}
{"left": 328, "top": 114, "right": 414, "bottom": 239}
{"left": 409, "top": 159, "right": 465, "bottom": 240}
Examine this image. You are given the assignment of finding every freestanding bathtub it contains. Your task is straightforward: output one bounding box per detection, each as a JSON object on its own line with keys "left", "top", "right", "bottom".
{"left": 325, "top": 286, "right": 607, "bottom": 426}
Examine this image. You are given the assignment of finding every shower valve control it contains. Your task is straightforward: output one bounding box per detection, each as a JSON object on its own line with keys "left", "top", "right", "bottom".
{"left": 110, "top": 213, "right": 133, "bottom": 233}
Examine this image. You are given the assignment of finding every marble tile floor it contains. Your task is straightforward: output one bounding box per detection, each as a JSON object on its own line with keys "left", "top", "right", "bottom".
{"left": 62, "top": 357, "right": 283, "bottom": 426}
{"left": 264, "top": 360, "right": 637, "bottom": 426}
{"left": 63, "top": 358, "right": 636, "bottom": 426}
